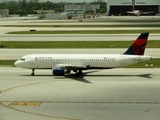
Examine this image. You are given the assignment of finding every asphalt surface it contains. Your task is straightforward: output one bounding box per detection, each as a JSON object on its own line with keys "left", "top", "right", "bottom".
{"left": 0, "top": 67, "right": 160, "bottom": 120}
{"left": 0, "top": 34, "right": 160, "bottom": 41}
{"left": 0, "top": 15, "right": 160, "bottom": 23}
{"left": 0, "top": 27, "right": 160, "bottom": 35}
{"left": 0, "top": 16, "right": 160, "bottom": 41}
{"left": 0, "top": 16, "right": 160, "bottom": 120}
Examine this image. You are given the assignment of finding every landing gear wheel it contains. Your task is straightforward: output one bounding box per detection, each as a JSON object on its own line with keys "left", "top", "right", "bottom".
{"left": 31, "top": 69, "right": 35, "bottom": 76}
{"left": 31, "top": 73, "right": 34, "bottom": 76}
{"left": 75, "top": 70, "right": 82, "bottom": 77}
{"left": 78, "top": 70, "right": 82, "bottom": 75}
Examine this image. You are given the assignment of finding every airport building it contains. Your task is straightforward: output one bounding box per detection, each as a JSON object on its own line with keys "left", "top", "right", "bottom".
{"left": 0, "top": 9, "right": 9, "bottom": 17}
{"left": 44, "top": 13, "right": 68, "bottom": 20}
{"left": 107, "top": 0, "right": 160, "bottom": 16}
{"left": 64, "top": 4, "right": 100, "bottom": 14}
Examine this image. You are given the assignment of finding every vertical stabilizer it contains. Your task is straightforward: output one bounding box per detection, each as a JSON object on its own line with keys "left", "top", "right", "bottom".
{"left": 123, "top": 32, "right": 149, "bottom": 55}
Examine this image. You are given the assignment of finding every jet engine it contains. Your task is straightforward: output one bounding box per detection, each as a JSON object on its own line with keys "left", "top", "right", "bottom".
{"left": 52, "top": 68, "right": 71, "bottom": 76}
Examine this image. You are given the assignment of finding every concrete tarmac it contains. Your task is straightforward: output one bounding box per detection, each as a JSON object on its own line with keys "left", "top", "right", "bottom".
{"left": 0, "top": 16, "right": 160, "bottom": 41}
{"left": 0, "top": 48, "right": 159, "bottom": 60}
{"left": 0, "top": 16, "right": 160, "bottom": 24}
{"left": 0, "top": 34, "right": 160, "bottom": 41}
{"left": 2, "top": 27, "right": 160, "bottom": 31}
{"left": 0, "top": 27, "right": 160, "bottom": 35}
{"left": 0, "top": 67, "right": 160, "bottom": 120}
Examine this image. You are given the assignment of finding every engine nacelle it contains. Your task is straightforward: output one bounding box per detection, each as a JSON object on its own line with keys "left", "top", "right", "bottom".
{"left": 52, "top": 67, "right": 65, "bottom": 76}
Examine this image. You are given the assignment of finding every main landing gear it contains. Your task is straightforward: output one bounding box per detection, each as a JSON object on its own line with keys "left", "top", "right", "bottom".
{"left": 31, "top": 69, "right": 35, "bottom": 76}
{"left": 75, "top": 69, "right": 82, "bottom": 77}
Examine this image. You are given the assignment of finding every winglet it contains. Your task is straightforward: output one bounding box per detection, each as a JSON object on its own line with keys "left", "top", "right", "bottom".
{"left": 123, "top": 32, "right": 149, "bottom": 55}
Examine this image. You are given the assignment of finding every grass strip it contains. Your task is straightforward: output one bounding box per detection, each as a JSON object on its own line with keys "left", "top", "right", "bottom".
{"left": 7, "top": 30, "right": 160, "bottom": 34}
{"left": 0, "top": 41, "right": 160, "bottom": 48}
{"left": 2, "top": 25, "right": 160, "bottom": 28}
{"left": 0, "top": 59, "right": 159, "bottom": 68}
{"left": 0, "top": 60, "right": 16, "bottom": 67}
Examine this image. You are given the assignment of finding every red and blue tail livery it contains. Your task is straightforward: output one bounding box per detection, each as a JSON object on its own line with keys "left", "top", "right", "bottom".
{"left": 123, "top": 32, "right": 149, "bottom": 55}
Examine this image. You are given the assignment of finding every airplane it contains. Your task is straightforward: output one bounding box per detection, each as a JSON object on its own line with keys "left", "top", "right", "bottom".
{"left": 125, "top": 5, "right": 154, "bottom": 16}
{"left": 126, "top": 10, "right": 154, "bottom": 16}
{"left": 14, "top": 33, "right": 151, "bottom": 77}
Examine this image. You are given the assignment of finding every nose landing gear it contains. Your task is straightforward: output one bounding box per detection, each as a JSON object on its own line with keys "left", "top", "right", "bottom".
{"left": 31, "top": 69, "right": 35, "bottom": 76}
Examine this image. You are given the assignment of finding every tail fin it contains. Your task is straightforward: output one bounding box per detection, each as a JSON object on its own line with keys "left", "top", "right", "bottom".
{"left": 123, "top": 32, "right": 149, "bottom": 55}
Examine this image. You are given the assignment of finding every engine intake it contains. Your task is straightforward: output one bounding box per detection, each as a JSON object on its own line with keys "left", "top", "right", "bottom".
{"left": 52, "top": 67, "right": 65, "bottom": 76}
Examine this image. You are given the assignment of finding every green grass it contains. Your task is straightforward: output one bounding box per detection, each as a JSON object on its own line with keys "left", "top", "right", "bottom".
{"left": 0, "top": 41, "right": 160, "bottom": 48}
{"left": 0, "top": 60, "right": 16, "bottom": 67}
{"left": 1, "top": 59, "right": 160, "bottom": 68}
{"left": 7, "top": 30, "right": 160, "bottom": 34}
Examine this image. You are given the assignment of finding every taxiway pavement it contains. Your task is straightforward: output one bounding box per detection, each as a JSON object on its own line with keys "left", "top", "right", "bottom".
{"left": 0, "top": 67, "right": 160, "bottom": 120}
{"left": 0, "top": 16, "right": 160, "bottom": 24}
{"left": 0, "top": 27, "right": 160, "bottom": 35}
{"left": 0, "top": 34, "right": 160, "bottom": 41}
{"left": 0, "top": 16, "right": 160, "bottom": 41}
{"left": 1, "top": 16, "right": 160, "bottom": 120}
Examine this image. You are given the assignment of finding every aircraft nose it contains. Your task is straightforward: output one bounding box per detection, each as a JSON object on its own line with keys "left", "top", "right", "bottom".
{"left": 14, "top": 61, "right": 20, "bottom": 67}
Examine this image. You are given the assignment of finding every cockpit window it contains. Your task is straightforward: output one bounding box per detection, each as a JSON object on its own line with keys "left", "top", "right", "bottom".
{"left": 20, "top": 58, "right": 25, "bottom": 61}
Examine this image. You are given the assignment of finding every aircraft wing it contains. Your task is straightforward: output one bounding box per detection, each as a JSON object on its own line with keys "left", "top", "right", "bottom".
{"left": 142, "top": 11, "right": 154, "bottom": 14}
{"left": 55, "top": 64, "right": 90, "bottom": 70}
{"left": 126, "top": 11, "right": 134, "bottom": 14}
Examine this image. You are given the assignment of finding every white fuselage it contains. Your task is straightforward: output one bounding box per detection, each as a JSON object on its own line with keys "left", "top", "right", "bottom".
{"left": 14, "top": 54, "right": 151, "bottom": 69}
